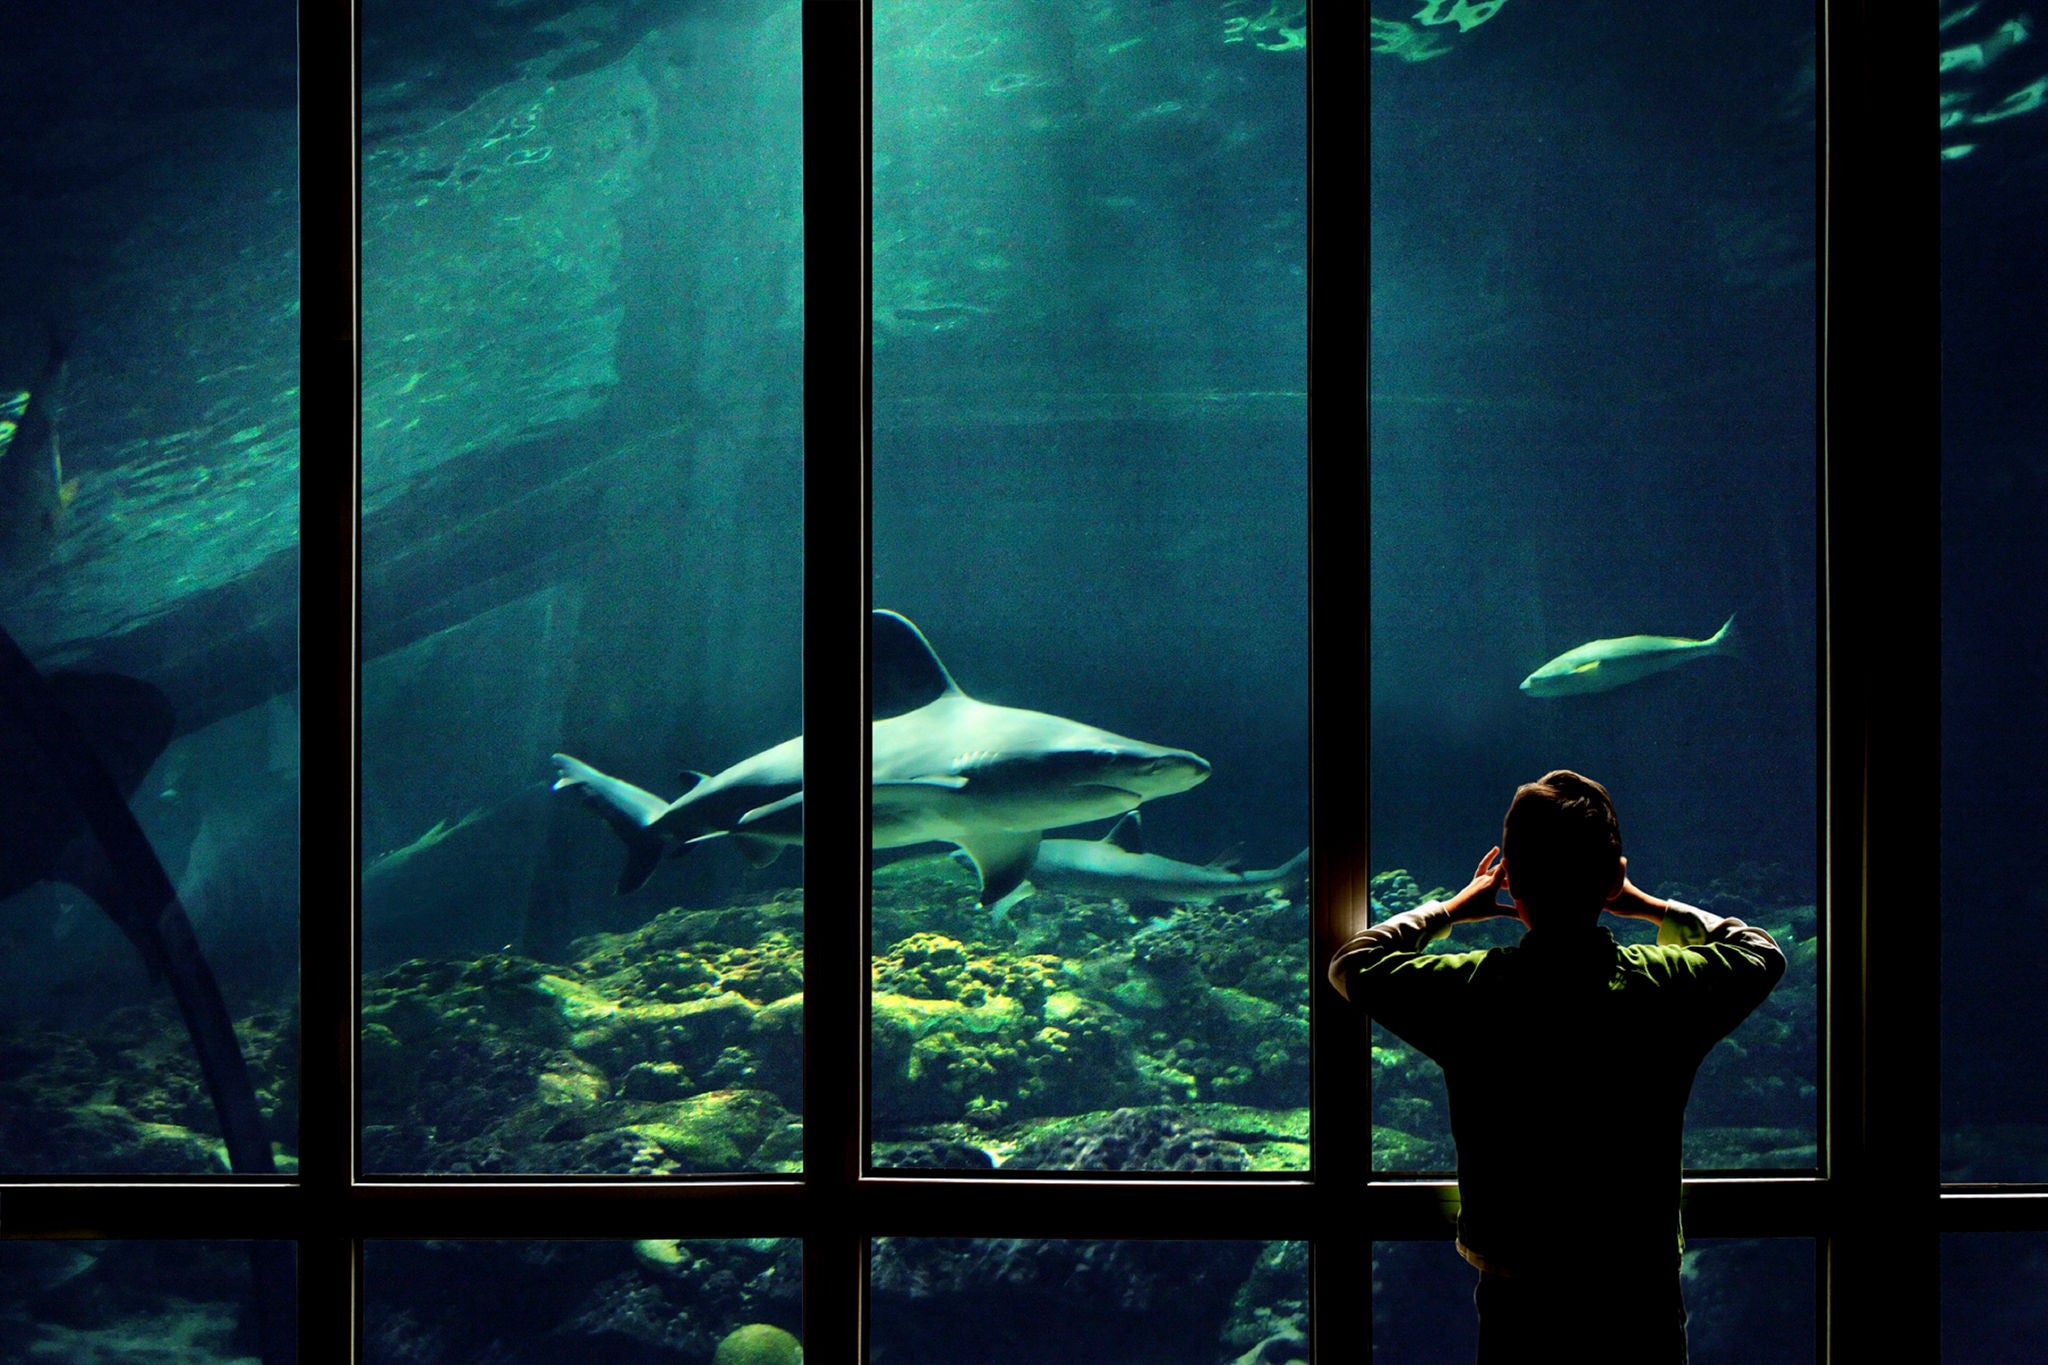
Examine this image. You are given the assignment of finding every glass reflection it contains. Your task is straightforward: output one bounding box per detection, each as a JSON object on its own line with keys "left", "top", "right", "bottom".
{"left": 1372, "top": 1237, "right": 1813, "bottom": 1364}
{"left": 1941, "top": 1232, "right": 2048, "bottom": 1359}
{"left": 0, "top": 1241, "right": 293, "bottom": 1364}
{"left": 363, "top": 1240, "right": 801, "bottom": 1363}
{"left": 870, "top": 1237, "right": 1304, "bottom": 1363}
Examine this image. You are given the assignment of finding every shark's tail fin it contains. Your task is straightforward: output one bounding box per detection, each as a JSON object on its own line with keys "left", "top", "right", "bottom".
{"left": 1261, "top": 847, "right": 1311, "bottom": 893}
{"left": 1708, "top": 613, "right": 1742, "bottom": 657}
{"left": 550, "top": 753, "right": 670, "bottom": 895}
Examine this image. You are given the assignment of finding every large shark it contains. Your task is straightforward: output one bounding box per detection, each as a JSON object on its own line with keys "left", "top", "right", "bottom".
{"left": 869, "top": 608, "right": 1211, "bottom": 904}
{"left": 1519, "top": 614, "right": 1740, "bottom": 697}
{"left": 976, "top": 810, "right": 1308, "bottom": 919}
{"left": 552, "top": 609, "right": 1212, "bottom": 905}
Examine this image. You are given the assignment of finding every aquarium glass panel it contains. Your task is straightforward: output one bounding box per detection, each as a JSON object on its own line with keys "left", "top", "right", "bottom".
{"left": 0, "top": 1240, "right": 295, "bottom": 1364}
{"left": 359, "top": 2, "right": 806, "bottom": 1175}
{"left": 0, "top": 2, "right": 298, "bottom": 1176}
{"left": 1372, "top": 1237, "right": 1813, "bottom": 1363}
{"left": 870, "top": 1237, "right": 1304, "bottom": 1361}
{"left": 1940, "top": 0, "right": 2048, "bottom": 1183}
{"left": 1942, "top": 1232, "right": 2048, "bottom": 1359}
{"left": 362, "top": 1240, "right": 802, "bottom": 1362}
{"left": 1365, "top": 3, "right": 1819, "bottom": 1176}
{"left": 867, "top": 0, "right": 1309, "bottom": 1173}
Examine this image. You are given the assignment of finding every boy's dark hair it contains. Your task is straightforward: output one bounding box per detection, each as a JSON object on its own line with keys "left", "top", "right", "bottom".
{"left": 1501, "top": 769, "right": 1624, "bottom": 926}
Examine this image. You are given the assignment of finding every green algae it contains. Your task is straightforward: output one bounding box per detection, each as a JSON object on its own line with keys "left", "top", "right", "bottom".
{"left": 360, "top": 896, "right": 804, "bottom": 1174}
{"left": 714, "top": 1322, "right": 803, "bottom": 1365}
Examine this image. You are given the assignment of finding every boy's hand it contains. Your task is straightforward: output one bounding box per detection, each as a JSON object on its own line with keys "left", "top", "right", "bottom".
{"left": 1605, "top": 866, "right": 1669, "bottom": 922}
{"left": 1445, "top": 845, "right": 1510, "bottom": 922}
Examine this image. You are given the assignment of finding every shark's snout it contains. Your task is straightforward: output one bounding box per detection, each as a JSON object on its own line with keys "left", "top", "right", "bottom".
{"left": 1134, "top": 749, "right": 1210, "bottom": 794}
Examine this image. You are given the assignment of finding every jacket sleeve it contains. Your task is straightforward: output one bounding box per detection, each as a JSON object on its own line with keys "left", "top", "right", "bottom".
{"left": 1327, "top": 900, "right": 1477, "bottom": 1059}
{"left": 1652, "top": 899, "right": 1788, "bottom": 1043}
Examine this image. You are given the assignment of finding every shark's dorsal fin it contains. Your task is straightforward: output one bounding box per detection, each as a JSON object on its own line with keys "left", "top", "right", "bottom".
{"left": 676, "top": 769, "right": 709, "bottom": 792}
{"left": 1102, "top": 811, "right": 1145, "bottom": 854}
{"left": 872, "top": 610, "right": 962, "bottom": 718}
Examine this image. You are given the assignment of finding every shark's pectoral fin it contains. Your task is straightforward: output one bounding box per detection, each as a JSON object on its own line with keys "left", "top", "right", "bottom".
{"left": 988, "top": 879, "right": 1035, "bottom": 928}
{"left": 1571, "top": 660, "right": 1601, "bottom": 674}
{"left": 738, "top": 791, "right": 805, "bottom": 839}
{"left": 959, "top": 830, "right": 1042, "bottom": 907}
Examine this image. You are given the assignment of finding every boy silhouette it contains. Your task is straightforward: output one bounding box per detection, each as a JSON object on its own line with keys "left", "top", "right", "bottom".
{"left": 1323, "top": 770, "right": 1785, "bottom": 1362}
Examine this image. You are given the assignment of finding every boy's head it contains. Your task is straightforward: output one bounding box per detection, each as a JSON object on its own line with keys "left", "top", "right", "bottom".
{"left": 1500, "top": 769, "right": 1624, "bottom": 930}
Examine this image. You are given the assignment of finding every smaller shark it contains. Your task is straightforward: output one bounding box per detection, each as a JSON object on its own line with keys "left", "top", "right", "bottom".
{"left": 1519, "top": 614, "right": 1740, "bottom": 697}
{"left": 976, "top": 811, "right": 1309, "bottom": 919}
{"left": 551, "top": 736, "right": 803, "bottom": 895}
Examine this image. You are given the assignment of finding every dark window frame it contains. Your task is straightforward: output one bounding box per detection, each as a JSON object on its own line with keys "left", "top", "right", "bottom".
{"left": 0, "top": 6, "right": 1992, "bottom": 1364}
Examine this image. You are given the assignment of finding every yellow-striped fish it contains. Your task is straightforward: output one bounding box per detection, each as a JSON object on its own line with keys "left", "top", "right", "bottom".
{"left": 1519, "top": 614, "right": 1740, "bottom": 697}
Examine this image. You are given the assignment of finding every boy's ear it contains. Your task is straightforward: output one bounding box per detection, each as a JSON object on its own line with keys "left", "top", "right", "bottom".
{"left": 1606, "top": 855, "right": 1628, "bottom": 901}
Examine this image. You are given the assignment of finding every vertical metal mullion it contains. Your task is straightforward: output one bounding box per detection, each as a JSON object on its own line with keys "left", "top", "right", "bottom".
{"left": 315, "top": 0, "right": 364, "bottom": 1352}
{"left": 1309, "top": 3, "right": 1372, "bottom": 1360}
{"left": 1820, "top": 0, "right": 1940, "bottom": 1357}
{"left": 801, "top": 2, "right": 868, "bottom": 1359}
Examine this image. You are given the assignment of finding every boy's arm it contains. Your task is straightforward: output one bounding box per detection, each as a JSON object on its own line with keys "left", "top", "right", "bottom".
{"left": 1608, "top": 876, "right": 1788, "bottom": 1039}
{"left": 1326, "top": 900, "right": 1457, "bottom": 1002}
{"left": 1325, "top": 846, "right": 1509, "bottom": 1002}
{"left": 1610, "top": 877, "right": 1785, "bottom": 962}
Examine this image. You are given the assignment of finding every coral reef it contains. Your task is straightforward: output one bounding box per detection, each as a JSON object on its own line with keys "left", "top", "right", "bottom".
{"left": 0, "top": 1003, "right": 296, "bottom": 1174}
{"left": 1004, "top": 1106, "right": 1250, "bottom": 1173}
{"left": 870, "top": 857, "right": 1310, "bottom": 1168}
{"left": 360, "top": 894, "right": 802, "bottom": 1174}
{"left": 359, "top": 849, "right": 1312, "bottom": 1175}
{"left": 713, "top": 1322, "right": 802, "bottom": 1365}
{"left": 1219, "top": 1241, "right": 1310, "bottom": 1365}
